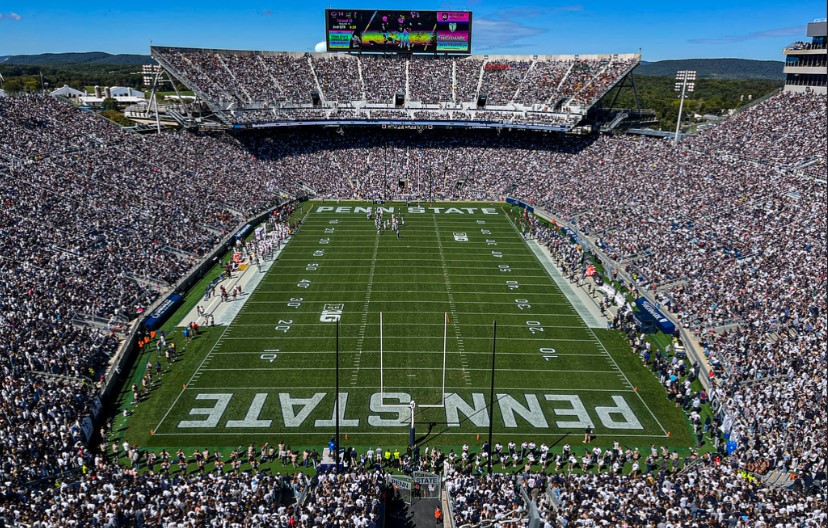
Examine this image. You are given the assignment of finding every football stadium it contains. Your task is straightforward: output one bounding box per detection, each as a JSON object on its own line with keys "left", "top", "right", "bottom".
{"left": 0, "top": 7, "right": 826, "bottom": 528}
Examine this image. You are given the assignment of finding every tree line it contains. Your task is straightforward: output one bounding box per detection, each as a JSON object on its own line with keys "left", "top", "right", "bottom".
{"left": 1, "top": 63, "right": 784, "bottom": 133}
{"left": 0, "top": 63, "right": 186, "bottom": 93}
{"left": 597, "top": 75, "right": 784, "bottom": 131}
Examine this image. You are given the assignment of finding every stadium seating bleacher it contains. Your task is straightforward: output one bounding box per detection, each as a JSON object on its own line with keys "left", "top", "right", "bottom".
{"left": 0, "top": 89, "right": 825, "bottom": 526}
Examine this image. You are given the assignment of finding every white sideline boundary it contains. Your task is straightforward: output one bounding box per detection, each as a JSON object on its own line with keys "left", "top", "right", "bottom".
{"left": 176, "top": 240, "right": 286, "bottom": 328}
{"left": 524, "top": 240, "right": 607, "bottom": 329}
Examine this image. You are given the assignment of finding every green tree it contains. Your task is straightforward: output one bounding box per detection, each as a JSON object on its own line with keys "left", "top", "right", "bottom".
{"left": 101, "top": 97, "right": 119, "bottom": 111}
{"left": 100, "top": 109, "right": 134, "bottom": 127}
{"left": 597, "top": 75, "right": 782, "bottom": 130}
{"left": 2, "top": 78, "right": 24, "bottom": 92}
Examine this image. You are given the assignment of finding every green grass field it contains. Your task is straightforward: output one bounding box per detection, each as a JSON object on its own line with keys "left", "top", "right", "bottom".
{"left": 122, "top": 202, "right": 693, "bottom": 453}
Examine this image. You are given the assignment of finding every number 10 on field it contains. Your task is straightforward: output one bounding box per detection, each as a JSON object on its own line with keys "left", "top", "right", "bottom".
{"left": 540, "top": 347, "right": 558, "bottom": 361}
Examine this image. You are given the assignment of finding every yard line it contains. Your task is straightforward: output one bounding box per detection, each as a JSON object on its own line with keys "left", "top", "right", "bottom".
{"left": 207, "top": 350, "right": 609, "bottom": 357}
{"left": 352, "top": 233, "right": 380, "bottom": 385}
{"left": 219, "top": 336, "right": 599, "bottom": 343}
{"left": 272, "top": 261, "right": 535, "bottom": 267}
{"left": 237, "top": 311, "right": 585, "bottom": 317}
{"left": 151, "top": 321, "right": 235, "bottom": 434}
{"left": 251, "top": 270, "right": 549, "bottom": 275}
{"left": 434, "top": 216, "right": 471, "bottom": 386}
{"left": 246, "top": 290, "right": 566, "bottom": 297}
{"left": 257, "top": 279, "right": 556, "bottom": 285}
{"left": 256, "top": 274, "right": 549, "bottom": 278}
{"left": 226, "top": 322, "right": 588, "bottom": 329}
{"left": 199, "top": 367, "right": 623, "bottom": 374}
{"left": 253, "top": 280, "right": 561, "bottom": 288}
{"left": 244, "top": 299, "right": 576, "bottom": 306}
{"left": 276, "top": 256, "right": 533, "bottom": 262}
{"left": 285, "top": 242, "right": 529, "bottom": 248}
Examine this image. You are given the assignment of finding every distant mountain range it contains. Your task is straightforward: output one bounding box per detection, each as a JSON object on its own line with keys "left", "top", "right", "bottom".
{"left": 636, "top": 59, "right": 784, "bottom": 80}
{"left": 0, "top": 53, "right": 784, "bottom": 80}
{"left": 0, "top": 52, "right": 155, "bottom": 66}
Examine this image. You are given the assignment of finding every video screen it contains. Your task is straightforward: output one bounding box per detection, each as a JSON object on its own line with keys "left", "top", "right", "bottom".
{"left": 326, "top": 9, "right": 472, "bottom": 54}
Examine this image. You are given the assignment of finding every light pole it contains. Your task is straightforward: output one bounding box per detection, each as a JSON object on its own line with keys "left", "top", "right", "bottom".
{"left": 335, "top": 320, "right": 340, "bottom": 470}
{"left": 674, "top": 70, "right": 696, "bottom": 143}
{"left": 383, "top": 143, "right": 388, "bottom": 201}
{"left": 429, "top": 165, "right": 434, "bottom": 204}
{"left": 487, "top": 321, "right": 497, "bottom": 474}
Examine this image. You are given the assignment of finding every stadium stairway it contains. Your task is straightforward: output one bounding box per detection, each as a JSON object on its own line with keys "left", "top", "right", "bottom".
{"left": 761, "top": 469, "right": 797, "bottom": 490}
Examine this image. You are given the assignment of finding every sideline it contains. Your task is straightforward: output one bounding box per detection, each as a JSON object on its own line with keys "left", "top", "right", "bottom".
{"left": 176, "top": 240, "right": 287, "bottom": 327}
{"left": 527, "top": 204, "right": 714, "bottom": 390}
{"left": 524, "top": 239, "right": 610, "bottom": 329}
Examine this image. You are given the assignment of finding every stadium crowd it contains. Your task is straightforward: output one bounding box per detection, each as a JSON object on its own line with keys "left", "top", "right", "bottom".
{"left": 151, "top": 48, "right": 636, "bottom": 124}
{"left": 409, "top": 57, "right": 455, "bottom": 104}
{"left": 0, "top": 94, "right": 300, "bottom": 503}
{"left": 361, "top": 55, "right": 406, "bottom": 103}
{"left": 0, "top": 84, "right": 825, "bottom": 526}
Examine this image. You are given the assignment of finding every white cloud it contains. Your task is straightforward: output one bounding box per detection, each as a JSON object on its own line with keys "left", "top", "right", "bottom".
{"left": 473, "top": 17, "right": 547, "bottom": 52}
{"left": 470, "top": 4, "right": 586, "bottom": 52}
{"left": 689, "top": 26, "right": 802, "bottom": 45}
{"left": 0, "top": 12, "right": 23, "bottom": 21}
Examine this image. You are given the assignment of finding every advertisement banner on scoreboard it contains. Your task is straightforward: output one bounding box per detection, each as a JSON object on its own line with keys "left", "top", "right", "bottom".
{"left": 326, "top": 9, "right": 472, "bottom": 54}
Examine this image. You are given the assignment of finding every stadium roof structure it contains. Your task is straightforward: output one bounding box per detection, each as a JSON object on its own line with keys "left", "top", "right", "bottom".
{"left": 150, "top": 46, "right": 640, "bottom": 132}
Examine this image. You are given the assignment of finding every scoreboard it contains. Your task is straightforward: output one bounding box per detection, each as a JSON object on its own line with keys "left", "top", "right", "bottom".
{"left": 325, "top": 9, "right": 472, "bottom": 54}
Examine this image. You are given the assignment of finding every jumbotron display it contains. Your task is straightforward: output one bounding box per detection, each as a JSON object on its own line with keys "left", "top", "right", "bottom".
{"left": 325, "top": 9, "right": 472, "bottom": 54}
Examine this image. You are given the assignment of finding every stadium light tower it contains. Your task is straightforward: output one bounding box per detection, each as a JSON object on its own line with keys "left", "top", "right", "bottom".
{"left": 674, "top": 70, "right": 696, "bottom": 143}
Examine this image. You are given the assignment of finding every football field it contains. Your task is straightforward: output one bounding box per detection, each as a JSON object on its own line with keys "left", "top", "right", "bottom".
{"left": 134, "top": 202, "right": 691, "bottom": 449}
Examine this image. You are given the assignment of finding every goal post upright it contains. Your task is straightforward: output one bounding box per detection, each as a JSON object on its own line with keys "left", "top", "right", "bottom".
{"left": 379, "top": 311, "right": 384, "bottom": 397}
{"left": 418, "top": 311, "right": 448, "bottom": 409}
{"left": 443, "top": 311, "right": 447, "bottom": 395}
{"left": 379, "top": 311, "right": 448, "bottom": 410}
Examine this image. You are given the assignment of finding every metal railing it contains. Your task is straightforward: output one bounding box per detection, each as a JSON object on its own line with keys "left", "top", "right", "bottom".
{"left": 99, "top": 198, "right": 301, "bottom": 401}
{"left": 523, "top": 202, "right": 714, "bottom": 392}
{"left": 785, "top": 41, "right": 827, "bottom": 50}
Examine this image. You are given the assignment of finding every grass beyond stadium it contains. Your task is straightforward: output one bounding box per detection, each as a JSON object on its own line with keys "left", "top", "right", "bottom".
{"left": 120, "top": 202, "right": 693, "bottom": 453}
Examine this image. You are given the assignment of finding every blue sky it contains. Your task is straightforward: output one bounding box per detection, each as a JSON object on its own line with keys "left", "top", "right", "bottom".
{"left": 0, "top": 1, "right": 825, "bottom": 60}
